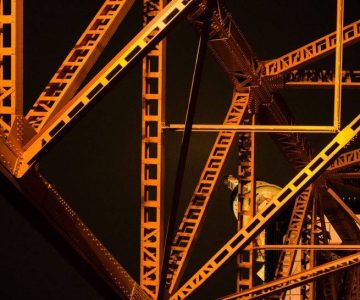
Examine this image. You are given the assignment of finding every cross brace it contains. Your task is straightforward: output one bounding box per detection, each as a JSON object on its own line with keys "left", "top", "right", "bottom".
{"left": 170, "top": 114, "right": 360, "bottom": 299}
{"left": 25, "top": 0, "right": 135, "bottom": 132}
{"left": 218, "top": 251, "right": 360, "bottom": 300}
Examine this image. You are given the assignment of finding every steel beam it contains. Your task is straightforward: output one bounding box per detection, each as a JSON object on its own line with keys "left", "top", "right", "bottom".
{"left": 158, "top": 1, "right": 214, "bottom": 296}
{"left": 327, "top": 148, "right": 360, "bottom": 171}
{"left": 217, "top": 252, "right": 360, "bottom": 300}
{"left": 140, "top": 0, "right": 166, "bottom": 297}
{"left": 264, "top": 20, "right": 360, "bottom": 76}
{"left": 254, "top": 245, "right": 360, "bottom": 250}
{"left": 16, "top": 0, "right": 198, "bottom": 178}
{"left": 165, "top": 124, "right": 336, "bottom": 133}
{"left": 284, "top": 70, "right": 360, "bottom": 89}
{"left": 170, "top": 114, "right": 360, "bottom": 299}
{"left": 273, "top": 186, "right": 313, "bottom": 299}
{"left": 166, "top": 92, "right": 250, "bottom": 293}
{"left": 0, "top": 162, "right": 150, "bottom": 300}
{"left": 327, "top": 187, "right": 360, "bottom": 227}
{"left": 334, "top": 0, "right": 344, "bottom": 129}
{"left": 0, "top": 0, "right": 23, "bottom": 133}
{"left": 236, "top": 114, "right": 256, "bottom": 292}
{"left": 26, "top": 0, "right": 136, "bottom": 132}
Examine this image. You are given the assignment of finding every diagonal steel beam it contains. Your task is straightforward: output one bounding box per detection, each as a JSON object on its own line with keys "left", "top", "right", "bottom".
{"left": 187, "top": 3, "right": 315, "bottom": 171}
{"left": 166, "top": 92, "right": 250, "bottom": 293}
{"left": 328, "top": 187, "right": 360, "bottom": 227}
{"left": 217, "top": 251, "right": 360, "bottom": 300}
{"left": 158, "top": 1, "right": 215, "bottom": 296}
{"left": 16, "top": 0, "right": 199, "bottom": 178}
{"left": 0, "top": 163, "right": 151, "bottom": 300}
{"left": 327, "top": 147, "right": 360, "bottom": 171}
{"left": 26, "top": 0, "right": 136, "bottom": 132}
{"left": 273, "top": 185, "right": 313, "bottom": 300}
{"left": 263, "top": 20, "right": 360, "bottom": 76}
{"left": 170, "top": 114, "right": 360, "bottom": 299}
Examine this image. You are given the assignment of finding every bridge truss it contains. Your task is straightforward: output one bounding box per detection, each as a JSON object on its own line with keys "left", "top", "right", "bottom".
{"left": 1, "top": 0, "right": 360, "bottom": 299}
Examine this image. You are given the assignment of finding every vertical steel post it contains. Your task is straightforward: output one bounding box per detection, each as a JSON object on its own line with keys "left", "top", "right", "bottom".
{"left": 237, "top": 114, "right": 256, "bottom": 292}
{"left": 334, "top": 0, "right": 344, "bottom": 129}
{"left": 0, "top": 0, "right": 23, "bottom": 133}
{"left": 141, "top": 0, "right": 166, "bottom": 297}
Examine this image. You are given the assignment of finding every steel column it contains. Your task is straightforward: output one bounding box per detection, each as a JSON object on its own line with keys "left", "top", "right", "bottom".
{"left": 140, "top": 0, "right": 166, "bottom": 297}
{"left": 0, "top": 0, "right": 23, "bottom": 133}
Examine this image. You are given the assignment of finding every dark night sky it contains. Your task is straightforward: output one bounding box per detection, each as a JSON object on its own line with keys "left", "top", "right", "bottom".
{"left": 0, "top": 0, "right": 360, "bottom": 299}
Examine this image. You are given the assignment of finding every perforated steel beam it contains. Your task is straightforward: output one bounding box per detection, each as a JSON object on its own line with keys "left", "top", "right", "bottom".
{"left": 166, "top": 92, "right": 250, "bottom": 293}
{"left": 26, "top": 0, "right": 135, "bottom": 132}
{"left": 327, "top": 147, "right": 360, "bottom": 171}
{"left": 284, "top": 70, "right": 360, "bottom": 89}
{"left": 0, "top": 162, "right": 150, "bottom": 300}
{"left": 16, "top": 0, "right": 198, "bottom": 178}
{"left": 264, "top": 20, "right": 360, "bottom": 76}
{"left": 236, "top": 114, "right": 256, "bottom": 293}
{"left": 217, "top": 252, "right": 360, "bottom": 300}
{"left": 170, "top": 114, "right": 360, "bottom": 299}
{"left": 140, "top": 0, "right": 166, "bottom": 297}
{"left": 274, "top": 186, "right": 313, "bottom": 299}
{"left": 0, "top": 0, "right": 23, "bottom": 133}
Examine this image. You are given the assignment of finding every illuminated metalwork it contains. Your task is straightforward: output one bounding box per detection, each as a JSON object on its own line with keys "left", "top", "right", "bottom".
{"left": 17, "top": 168, "right": 151, "bottom": 300}
{"left": 263, "top": 19, "right": 360, "bottom": 76}
{"left": 171, "top": 114, "right": 360, "bottom": 299}
{"left": 165, "top": 124, "right": 337, "bottom": 133}
{"left": 327, "top": 147, "right": 360, "bottom": 171}
{"left": 0, "top": 0, "right": 22, "bottom": 133}
{"left": 273, "top": 186, "right": 313, "bottom": 299}
{"left": 237, "top": 113, "right": 256, "bottom": 292}
{"left": 167, "top": 92, "right": 249, "bottom": 293}
{"left": 16, "top": 0, "right": 197, "bottom": 177}
{"left": 1, "top": 1, "right": 360, "bottom": 299}
{"left": 217, "top": 252, "right": 360, "bottom": 300}
{"left": 284, "top": 70, "right": 360, "bottom": 89}
{"left": 140, "top": 0, "right": 166, "bottom": 297}
{"left": 25, "top": 0, "right": 135, "bottom": 132}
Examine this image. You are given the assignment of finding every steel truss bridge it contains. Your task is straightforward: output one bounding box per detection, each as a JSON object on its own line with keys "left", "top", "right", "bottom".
{"left": 1, "top": 0, "right": 360, "bottom": 299}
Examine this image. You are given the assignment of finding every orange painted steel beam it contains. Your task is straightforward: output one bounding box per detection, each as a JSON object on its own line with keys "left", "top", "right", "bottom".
{"left": 254, "top": 245, "right": 360, "bottom": 250}
{"left": 16, "top": 0, "right": 197, "bottom": 178}
{"left": 319, "top": 184, "right": 360, "bottom": 245}
{"left": 0, "top": 161, "right": 150, "bottom": 300}
{"left": 334, "top": 0, "right": 344, "bottom": 130}
{"left": 170, "top": 114, "right": 360, "bottom": 299}
{"left": 25, "top": 0, "right": 135, "bottom": 132}
{"left": 165, "top": 124, "right": 336, "bottom": 133}
{"left": 166, "top": 92, "right": 250, "bottom": 293}
{"left": 0, "top": 122, "right": 23, "bottom": 174}
{"left": 285, "top": 70, "right": 360, "bottom": 89}
{"left": 0, "top": 0, "right": 23, "bottom": 133}
{"left": 159, "top": 0, "right": 216, "bottom": 296}
{"left": 307, "top": 198, "right": 317, "bottom": 299}
{"left": 274, "top": 186, "right": 313, "bottom": 299}
{"left": 327, "top": 147, "right": 360, "bottom": 171}
{"left": 236, "top": 114, "right": 256, "bottom": 293}
{"left": 264, "top": 20, "right": 360, "bottom": 76}
{"left": 140, "top": 0, "right": 166, "bottom": 297}
{"left": 188, "top": 2, "right": 315, "bottom": 172}
{"left": 217, "top": 252, "right": 360, "bottom": 300}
